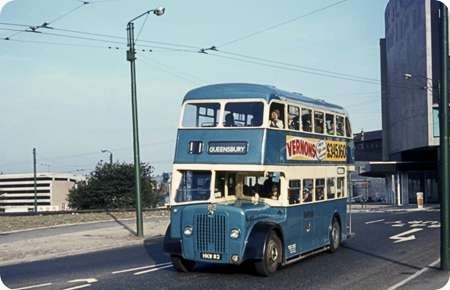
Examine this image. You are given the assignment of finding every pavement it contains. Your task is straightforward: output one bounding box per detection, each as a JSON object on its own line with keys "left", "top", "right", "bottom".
{"left": 0, "top": 216, "right": 169, "bottom": 267}
{"left": 0, "top": 204, "right": 449, "bottom": 290}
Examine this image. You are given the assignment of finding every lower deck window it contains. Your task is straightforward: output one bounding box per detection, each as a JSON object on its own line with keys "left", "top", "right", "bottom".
{"left": 303, "top": 179, "right": 313, "bottom": 203}
{"left": 315, "top": 179, "right": 325, "bottom": 201}
{"left": 327, "top": 177, "right": 336, "bottom": 199}
{"left": 288, "top": 180, "right": 301, "bottom": 204}
{"left": 175, "top": 171, "right": 211, "bottom": 202}
{"left": 337, "top": 177, "right": 345, "bottom": 198}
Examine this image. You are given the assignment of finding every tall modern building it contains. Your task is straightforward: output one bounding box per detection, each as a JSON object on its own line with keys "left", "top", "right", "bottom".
{"left": 0, "top": 173, "right": 84, "bottom": 212}
{"left": 370, "top": 0, "right": 448, "bottom": 205}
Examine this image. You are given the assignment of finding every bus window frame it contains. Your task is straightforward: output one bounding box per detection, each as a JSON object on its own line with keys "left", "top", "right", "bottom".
{"left": 179, "top": 99, "right": 267, "bottom": 129}
{"left": 325, "top": 113, "right": 336, "bottom": 136}
{"left": 268, "top": 101, "right": 286, "bottom": 130}
{"left": 301, "top": 107, "right": 313, "bottom": 133}
{"left": 313, "top": 110, "right": 325, "bottom": 135}
{"left": 336, "top": 115, "right": 345, "bottom": 137}
{"left": 223, "top": 101, "right": 265, "bottom": 128}
{"left": 287, "top": 105, "right": 300, "bottom": 131}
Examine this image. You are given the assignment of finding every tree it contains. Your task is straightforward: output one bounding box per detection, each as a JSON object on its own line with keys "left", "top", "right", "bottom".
{"left": 68, "top": 162, "right": 158, "bottom": 210}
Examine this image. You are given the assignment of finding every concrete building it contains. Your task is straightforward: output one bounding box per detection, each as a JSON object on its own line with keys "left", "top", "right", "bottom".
{"left": 0, "top": 173, "right": 84, "bottom": 212}
{"left": 370, "top": 0, "right": 448, "bottom": 205}
{"left": 351, "top": 130, "right": 386, "bottom": 202}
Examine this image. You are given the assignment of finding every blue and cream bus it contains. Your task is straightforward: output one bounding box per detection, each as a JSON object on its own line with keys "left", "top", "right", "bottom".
{"left": 164, "top": 83, "right": 354, "bottom": 276}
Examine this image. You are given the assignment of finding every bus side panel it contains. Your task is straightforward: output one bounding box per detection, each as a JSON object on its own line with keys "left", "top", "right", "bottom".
{"left": 284, "top": 199, "right": 347, "bottom": 258}
{"left": 264, "top": 130, "right": 350, "bottom": 165}
{"left": 174, "top": 129, "right": 264, "bottom": 164}
{"left": 319, "top": 199, "right": 348, "bottom": 244}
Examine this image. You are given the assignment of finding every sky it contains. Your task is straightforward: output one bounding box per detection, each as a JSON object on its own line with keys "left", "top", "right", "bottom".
{"left": 0, "top": 0, "right": 390, "bottom": 175}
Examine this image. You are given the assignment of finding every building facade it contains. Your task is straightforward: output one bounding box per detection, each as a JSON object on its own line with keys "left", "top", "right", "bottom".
{"left": 352, "top": 130, "right": 386, "bottom": 202}
{"left": 0, "top": 173, "right": 83, "bottom": 212}
{"left": 375, "top": 0, "right": 448, "bottom": 205}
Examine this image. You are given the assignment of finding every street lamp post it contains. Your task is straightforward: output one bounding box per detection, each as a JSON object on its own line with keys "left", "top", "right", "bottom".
{"left": 439, "top": 3, "right": 449, "bottom": 271}
{"left": 126, "top": 7, "right": 165, "bottom": 238}
{"left": 101, "top": 149, "right": 113, "bottom": 165}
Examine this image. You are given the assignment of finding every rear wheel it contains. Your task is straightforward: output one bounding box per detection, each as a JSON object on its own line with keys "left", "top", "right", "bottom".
{"left": 329, "top": 217, "right": 341, "bottom": 253}
{"left": 170, "top": 255, "right": 196, "bottom": 272}
{"left": 254, "top": 232, "right": 282, "bottom": 276}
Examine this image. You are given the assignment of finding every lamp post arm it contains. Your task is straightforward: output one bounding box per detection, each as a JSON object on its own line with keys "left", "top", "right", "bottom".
{"left": 128, "top": 10, "right": 154, "bottom": 25}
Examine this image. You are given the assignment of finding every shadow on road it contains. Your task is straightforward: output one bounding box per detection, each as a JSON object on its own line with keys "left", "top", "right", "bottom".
{"left": 141, "top": 235, "right": 256, "bottom": 276}
{"left": 342, "top": 244, "right": 422, "bottom": 271}
{"left": 106, "top": 212, "right": 136, "bottom": 236}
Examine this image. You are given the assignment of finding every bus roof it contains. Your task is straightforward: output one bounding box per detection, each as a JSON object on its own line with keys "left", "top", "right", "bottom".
{"left": 183, "top": 83, "right": 347, "bottom": 114}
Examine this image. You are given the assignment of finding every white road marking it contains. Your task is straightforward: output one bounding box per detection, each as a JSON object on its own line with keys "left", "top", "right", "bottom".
{"left": 112, "top": 262, "right": 172, "bottom": 274}
{"left": 67, "top": 279, "right": 97, "bottom": 284}
{"left": 365, "top": 219, "right": 385, "bottom": 224}
{"left": 428, "top": 224, "right": 441, "bottom": 228}
{"left": 134, "top": 264, "right": 173, "bottom": 275}
{"left": 389, "top": 228, "right": 423, "bottom": 243}
{"left": 62, "top": 285, "right": 91, "bottom": 290}
{"left": 62, "top": 278, "right": 98, "bottom": 290}
{"left": 391, "top": 223, "right": 406, "bottom": 227}
{"left": 12, "top": 282, "right": 52, "bottom": 290}
{"left": 386, "top": 258, "right": 441, "bottom": 290}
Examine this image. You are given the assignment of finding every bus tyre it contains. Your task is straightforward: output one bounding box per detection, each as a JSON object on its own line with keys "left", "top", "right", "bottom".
{"left": 329, "top": 218, "right": 341, "bottom": 253}
{"left": 170, "top": 255, "right": 196, "bottom": 272}
{"left": 254, "top": 232, "right": 282, "bottom": 276}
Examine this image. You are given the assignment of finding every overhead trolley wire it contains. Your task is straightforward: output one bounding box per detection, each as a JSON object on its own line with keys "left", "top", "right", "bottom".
{"left": 216, "top": 0, "right": 351, "bottom": 48}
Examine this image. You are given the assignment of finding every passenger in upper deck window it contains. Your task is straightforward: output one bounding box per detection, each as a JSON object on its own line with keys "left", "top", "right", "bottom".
{"left": 224, "top": 113, "right": 235, "bottom": 127}
{"left": 270, "top": 109, "right": 284, "bottom": 128}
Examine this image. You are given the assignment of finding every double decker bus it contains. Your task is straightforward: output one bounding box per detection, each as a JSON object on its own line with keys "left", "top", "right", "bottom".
{"left": 164, "top": 83, "right": 354, "bottom": 276}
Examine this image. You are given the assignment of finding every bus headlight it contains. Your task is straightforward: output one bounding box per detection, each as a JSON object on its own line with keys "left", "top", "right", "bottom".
{"left": 184, "top": 226, "right": 193, "bottom": 236}
{"left": 230, "top": 228, "right": 240, "bottom": 239}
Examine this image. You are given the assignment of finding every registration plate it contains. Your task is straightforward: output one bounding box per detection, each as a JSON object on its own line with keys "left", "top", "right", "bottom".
{"left": 201, "top": 252, "right": 221, "bottom": 260}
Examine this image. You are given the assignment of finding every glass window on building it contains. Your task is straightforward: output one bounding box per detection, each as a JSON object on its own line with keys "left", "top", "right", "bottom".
{"left": 182, "top": 103, "right": 220, "bottom": 128}
{"left": 288, "top": 105, "right": 300, "bottom": 130}
{"left": 302, "top": 108, "right": 313, "bottom": 132}
{"left": 314, "top": 111, "right": 324, "bottom": 134}
{"left": 433, "top": 106, "right": 439, "bottom": 138}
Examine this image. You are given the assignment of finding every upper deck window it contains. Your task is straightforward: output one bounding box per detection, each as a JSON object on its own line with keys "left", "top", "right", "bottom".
{"left": 301, "top": 108, "right": 312, "bottom": 132}
{"left": 336, "top": 115, "right": 345, "bottom": 136}
{"left": 182, "top": 103, "right": 220, "bottom": 128}
{"left": 314, "top": 111, "right": 324, "bottom": 134}
{"left": 288, "top": 105, "right": 300, "bottom": 130}
{"left": 269, "top": 103, "right": 285, "bottom": 129}
{"left": 224, "top": 102, "right": 264, "bottom": 127}
{"left": 345, "top": 117, "right": 352, "bottom": 138}
{"left": 326, "top": 113, "right": 335, "bottom": 135}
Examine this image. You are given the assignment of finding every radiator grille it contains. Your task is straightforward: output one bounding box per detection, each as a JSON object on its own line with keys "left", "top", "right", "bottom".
{"left": 195, "top": 214, "right": 226, "bottom": 253}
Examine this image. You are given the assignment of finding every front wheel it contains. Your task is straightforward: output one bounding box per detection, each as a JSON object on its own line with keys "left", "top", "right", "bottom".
{"left": 254, "top": 232, "right": 282, "bottom": 276}
{"left": 329, "top": 218, "right": 341, "bottom": 253}
{"left": 170, "top": 255, "right": 196, "bottom": 272}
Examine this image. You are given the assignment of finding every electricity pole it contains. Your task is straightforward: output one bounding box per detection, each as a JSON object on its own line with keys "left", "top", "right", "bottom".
{"left": 33, "top": 148, "right": 37, "bottom": 213}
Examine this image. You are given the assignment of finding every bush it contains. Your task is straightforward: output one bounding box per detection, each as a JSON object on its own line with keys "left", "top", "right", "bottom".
{"left": 68, "top": 162, "right": 158, "bottom": 210}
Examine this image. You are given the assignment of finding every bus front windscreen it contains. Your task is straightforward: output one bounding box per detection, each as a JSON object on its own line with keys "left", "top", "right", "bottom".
{"left": 224, "top": 102, "right": 264, "bottom": 127}
{"left": 182, "top": 103, "right": 220, "bottom": 128}
{"left": 175, "top": 171, "right": 211, "bottom": 202}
